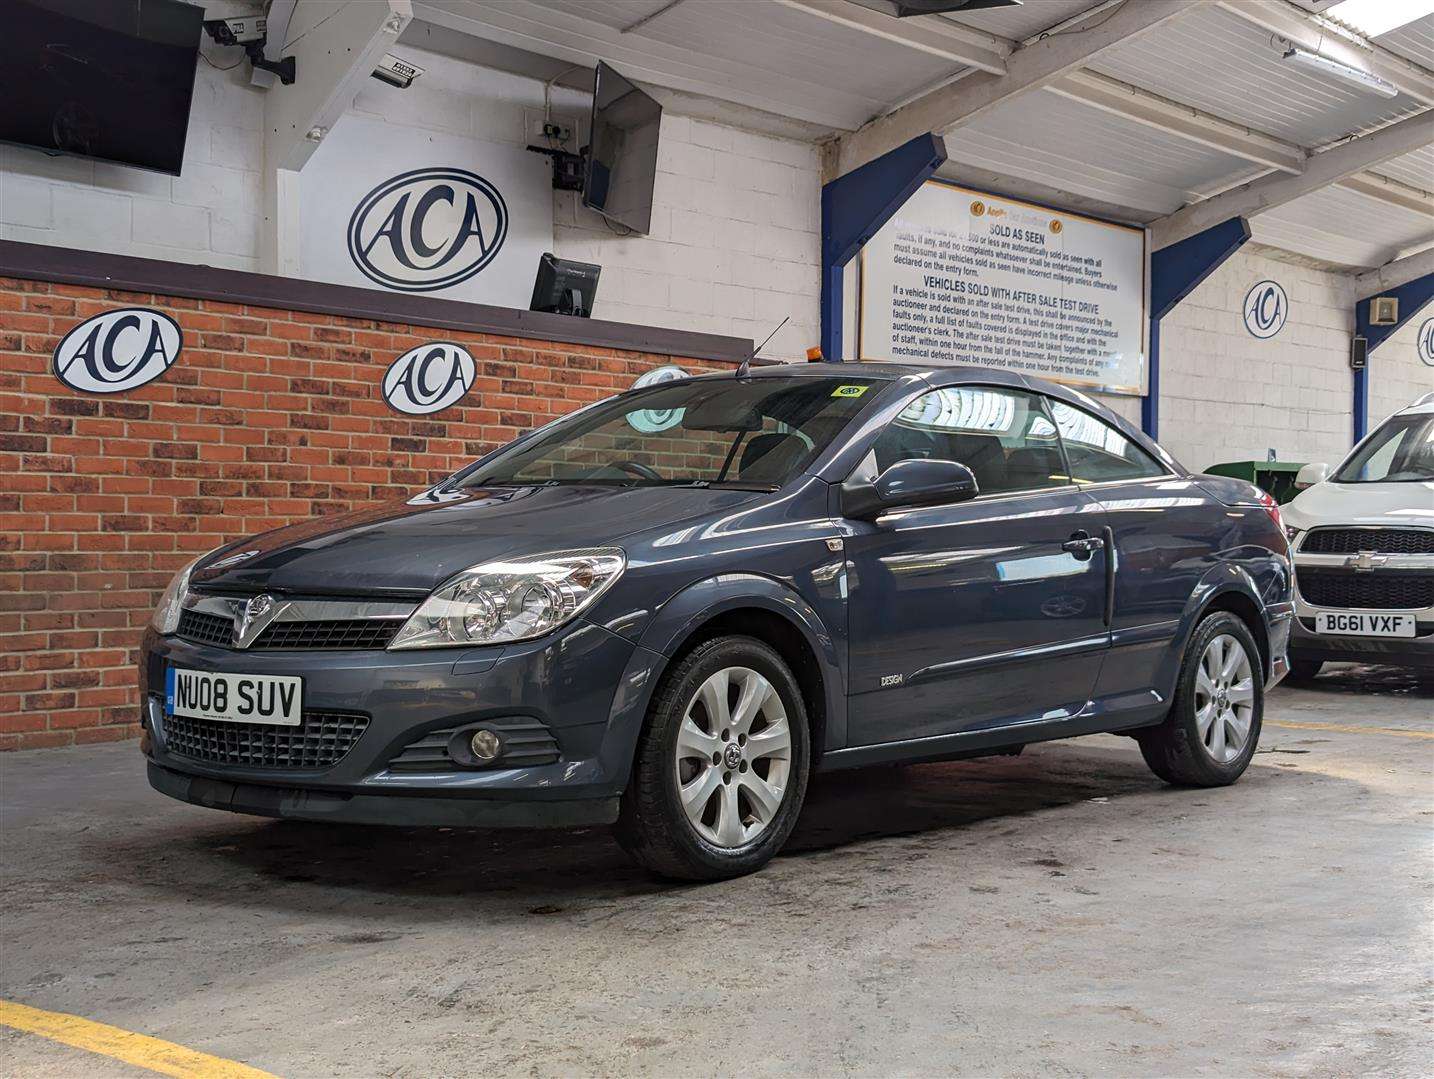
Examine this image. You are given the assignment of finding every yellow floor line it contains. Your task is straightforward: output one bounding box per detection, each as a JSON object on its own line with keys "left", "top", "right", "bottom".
{"left": 0, "top": 1000, "right": 279, "bottom": 1079}
{"left": 1268, "top": 719, "right": 1434, "bottom": 740}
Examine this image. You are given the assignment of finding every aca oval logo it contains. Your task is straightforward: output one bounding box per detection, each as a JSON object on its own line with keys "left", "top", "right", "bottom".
{"left": 382, "top": 343, "right": 476, "bottom": 415}
{"left": 52, "top": 308, "right": 182, "bottom": 394}
{"left": 627, "top": 365, "right": 690, "bottom": 433}
{"left": 1417, "top": 317, "right": 1434, "bottom": 367}
{"left": 347, "top": 167, "right": 508, "bottom": 293}
{"left": 1243, "top": 280, "right": 1288, "bottom": 339}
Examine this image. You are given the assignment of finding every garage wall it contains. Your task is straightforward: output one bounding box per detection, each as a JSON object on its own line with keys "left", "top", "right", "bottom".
{"left": 0, "top": 60, "right": 265, "bottom": 271}
{"left": 0, "top": 266, "right": 743, "bottom": 750}
{"left": 1, "top": 46, "right": 819, "bottom": 362}
{"left": 1369, "top": 308, "right": 1434, "bottom": 426}
{"left": 1158, "top": 249, "right": 1359, "bottom": 472}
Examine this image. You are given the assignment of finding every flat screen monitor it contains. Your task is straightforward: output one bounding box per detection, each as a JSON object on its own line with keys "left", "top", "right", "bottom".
{"left": 583, "top": 61, "right": 661, "bottom": 235}
{"left": 530, "top": 253, "right": 601, "bottom": 318}
{"left": 0, "top": 0, "right": 203, "bottom": 175}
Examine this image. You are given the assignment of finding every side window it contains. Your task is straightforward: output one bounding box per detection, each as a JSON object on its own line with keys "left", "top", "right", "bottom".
{"left": 1049, "top": 400, "right": 1167, "bottom": 484}
{"left": 868, "top": 386, "right": 1069, "bottom": 496}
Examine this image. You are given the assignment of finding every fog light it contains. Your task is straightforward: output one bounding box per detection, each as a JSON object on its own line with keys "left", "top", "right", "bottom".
{"left": 469, "top": 728, "right": 502, "bottom": 762}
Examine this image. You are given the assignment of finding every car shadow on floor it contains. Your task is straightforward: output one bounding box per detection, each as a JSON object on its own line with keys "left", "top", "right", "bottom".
{"left": 83, "top": 738, "right": 1327, "bottom": 912}
{"left": 1281, "top": 663, "right": 1432, "bottom": 697}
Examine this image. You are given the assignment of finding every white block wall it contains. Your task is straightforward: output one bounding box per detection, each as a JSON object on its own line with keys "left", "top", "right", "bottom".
{"left": 1368, "top": 306, "right": 1434, "bottom": 426}
{"left": 553, "top": 115, "right": 820, "bottom": 362}
{"left": 1, "top": 58, "right": 265, "bottom": 270}
{"left": 1157, "top": 248, "right": 1362, "bottom": 472}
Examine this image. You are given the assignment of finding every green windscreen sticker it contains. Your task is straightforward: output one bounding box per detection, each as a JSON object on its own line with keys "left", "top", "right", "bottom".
{"left": 832, "top": 385, "right": 869, "bottom": 399}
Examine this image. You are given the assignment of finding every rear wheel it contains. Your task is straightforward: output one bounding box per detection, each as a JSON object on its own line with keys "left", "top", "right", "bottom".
{"left": 1137, "top": 612, "right": 1263, "bottom": 787}
{"left": 615, "top": 636, "right": 810, "bottom": 881}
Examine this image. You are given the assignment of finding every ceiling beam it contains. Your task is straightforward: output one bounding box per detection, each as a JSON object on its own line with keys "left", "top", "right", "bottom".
{"left": 829, "top": 0, "right": 1197, "bottom": 180}
{"left": 1215, "top": 0, "right": 1434, "bottom": 106}
{"left": 1046, "top": 70, "right": 1307, "bottom": 175}
{"left": 412, "top": 0, "right": 878, "bottom": 130}
{"left": 774, "top": 0, "right": 1010, "bottom": 75}
{"left": 1336, "top": 172, "right": 1434, "bottom": 218}
{"left": 1354, "top": 248, "right": 1434, "bottom": 297}
{"left": 263, "top": 0, "right": 413, "bottom": 172}
{"left": 1152, "top": 110, "right": 1434, "bottom": 249}
{"left": 260, "top": 0, "right": 412, "bottom": 276}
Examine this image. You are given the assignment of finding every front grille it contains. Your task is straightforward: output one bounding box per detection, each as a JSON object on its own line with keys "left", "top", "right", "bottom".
{"left": 175, "top": 609, "right": 401, "bottom": 650}
{"left": 252, "top": 619, "right": 401, "bottom": 650}
{"left": 387, "top": 720, "right": 561, "bottom": 772}
{"left": 177, "top": 609, "right": 232, "bottom": 646}
{"left": 1298, "top": 571, "right": 1434, "bottom": 610}
{"left": 159, "top": 706, "right": 369, "bottom": 770}
{"left": 1301, "top": 528, "right": 1434, "bottom": 555}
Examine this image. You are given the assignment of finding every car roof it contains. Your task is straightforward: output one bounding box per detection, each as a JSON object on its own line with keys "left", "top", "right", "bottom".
{"left": 1397, "top": 392, "right": 1434, "bottom": 415}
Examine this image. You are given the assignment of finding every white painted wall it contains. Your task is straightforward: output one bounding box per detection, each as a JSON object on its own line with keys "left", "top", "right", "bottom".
{"left": 554, "top": 115, "right": 821, "bottom": 362}
{"left": 1, "top": 56, "right": 265, "bottom": 270}
{"left": 1, "top": 46, "right": 820, "bottom": 361}
{"left": 1157, "top": 248, "right": 1363, "bottom": 472}
{"left": 1368, "top": 305, "right": 1434, "bottom": 426}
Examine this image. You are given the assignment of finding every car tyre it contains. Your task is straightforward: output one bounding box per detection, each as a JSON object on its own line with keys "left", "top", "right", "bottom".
{"left": 1137, "top": 612, "right": 1263, "bottom": 787}
{"left": 1285, "top": 658, "right": 1322, "bottom": 682}
{"left": 616, "top": 635, "right": 811, "bottom": 881}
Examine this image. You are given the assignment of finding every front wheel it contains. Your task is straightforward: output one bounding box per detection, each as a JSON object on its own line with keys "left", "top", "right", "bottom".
{"left": 1137, "top": 612, "right": 1263, "bottom": 787}
{"left": 615, "top": 635, "right": 810, "bottom": 881}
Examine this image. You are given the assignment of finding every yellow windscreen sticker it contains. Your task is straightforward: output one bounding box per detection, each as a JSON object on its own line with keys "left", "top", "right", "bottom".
{"left": 832, "top": 385, "right": 869, "bottom": 399}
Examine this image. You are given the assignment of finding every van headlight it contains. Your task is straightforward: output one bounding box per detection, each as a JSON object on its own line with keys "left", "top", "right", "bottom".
{"left": 389, "top": 548, "right": 626, "bottom": 650}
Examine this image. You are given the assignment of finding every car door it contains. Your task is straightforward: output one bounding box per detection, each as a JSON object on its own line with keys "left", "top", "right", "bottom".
{"left": 1044, "top": 398, "right": 1205, "bottom": 702}
{"left": 844, "top": 384, "right": 1111, "bottom": 747}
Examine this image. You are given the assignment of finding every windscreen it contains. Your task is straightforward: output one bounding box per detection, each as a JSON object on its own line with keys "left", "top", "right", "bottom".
{"left": 1333, "top": 412, "right": 1434, "bottom": 483}
{"left": 1, "top": 0, "right": 203, "bottom": 175}
{"left": 458, "top": 377, "right": 883, "bottom": 490}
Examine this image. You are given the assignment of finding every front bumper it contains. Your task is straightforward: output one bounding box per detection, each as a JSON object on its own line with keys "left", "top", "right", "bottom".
{"left": 147, "top": 761, "right": 618, "bottom": 827}
{"left": 139, "top": 618, "right": 662, "bottom": 827}
{"left": 1289, "top": 615, "right": 1434, "bottom": 668}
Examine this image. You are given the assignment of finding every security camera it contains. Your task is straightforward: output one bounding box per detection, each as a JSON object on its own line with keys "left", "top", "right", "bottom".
{"left": 372, "top": 54, "right": 424, "bottom": 90}
{"left": 202, "top": 16, "right": 266, "bottom": 47}
{"left": 202, "top": 16, "right": 296, "bottom": 85}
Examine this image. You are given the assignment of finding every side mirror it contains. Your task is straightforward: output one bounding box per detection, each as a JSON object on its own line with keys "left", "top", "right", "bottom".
{"left": 842, "top": 458, "right": 980, "bottom": 520}
{"left": 1295, "top": 462, "right": 1330, "bottom": 489}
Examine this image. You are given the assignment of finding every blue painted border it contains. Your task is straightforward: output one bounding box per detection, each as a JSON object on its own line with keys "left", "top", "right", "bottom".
{"left": 1352, "top": 272, "right": 1434, "bottom": 441}
{"left": 1143, "top": 217, "right": 1251, "bottom": 438}
{"left": 820, "top": 134, "right": 947, "bottom": 362}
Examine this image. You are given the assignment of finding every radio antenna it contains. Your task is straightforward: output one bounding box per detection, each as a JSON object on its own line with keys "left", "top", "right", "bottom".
{"left": 737, "top": 316, "right": 789, "bottom": 380}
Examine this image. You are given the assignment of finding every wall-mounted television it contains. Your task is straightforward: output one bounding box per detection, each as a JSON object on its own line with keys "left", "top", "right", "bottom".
{"left": 0, "top": 0, "right": 204, "bottom": 175}
{"left": 583, "top": 61, "right": 662, "bottom": 235}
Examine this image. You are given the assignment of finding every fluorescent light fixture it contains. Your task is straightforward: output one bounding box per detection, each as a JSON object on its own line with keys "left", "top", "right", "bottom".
{"left": 1325, "top": 0, "right": 1434, "bottom": 38}
{"left": 1281, "top": 45, "right": 1399, "bottom": 98}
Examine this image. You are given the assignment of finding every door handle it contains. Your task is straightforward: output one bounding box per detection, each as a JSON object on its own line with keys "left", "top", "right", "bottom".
{"left": 1062, "top": 531, "right": 1105, "bottom": 560}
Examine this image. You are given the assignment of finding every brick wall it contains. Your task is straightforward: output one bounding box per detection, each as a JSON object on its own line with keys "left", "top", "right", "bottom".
{"left": 0, "top": 275, "right": 737, "bottom": 749}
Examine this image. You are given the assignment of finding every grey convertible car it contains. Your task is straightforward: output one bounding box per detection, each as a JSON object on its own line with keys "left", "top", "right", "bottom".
{"left": 140, "top": 364, "right": 1293, "bottom": 880}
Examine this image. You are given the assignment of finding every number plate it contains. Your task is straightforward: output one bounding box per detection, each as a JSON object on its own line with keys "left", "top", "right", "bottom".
{"left": 165, "top": 668, "right": 303, "bottom": 726}
{"left": 1314, "top": 612, "right": 1417, "bottom": 638}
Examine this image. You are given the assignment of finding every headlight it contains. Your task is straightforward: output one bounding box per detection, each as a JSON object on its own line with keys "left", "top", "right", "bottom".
{"left": 150, "top": 552, "right": 210, "bottom": 634}
{"left": 389, "top": 548, "right": 626, "bottom": 650}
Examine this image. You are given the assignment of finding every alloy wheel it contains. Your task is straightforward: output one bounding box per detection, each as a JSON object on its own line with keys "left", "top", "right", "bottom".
{"left": 673, "top": 666, "right": 793, "bottom": 848}
{"left": 1194, "top": 633, "right": 1255, "bottom": 764}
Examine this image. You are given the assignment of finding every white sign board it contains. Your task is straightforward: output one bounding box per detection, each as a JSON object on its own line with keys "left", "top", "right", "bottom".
{"left": 299, "top": 116, "right": 553, "bottom": 308}
{"left": 859, "top": 181, "right": 1147, "bottom": 395}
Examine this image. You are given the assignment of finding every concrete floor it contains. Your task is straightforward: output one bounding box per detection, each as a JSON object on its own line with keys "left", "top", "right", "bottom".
{"left": 2, "top": 663, "right": 1431, "bottom": 1078}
